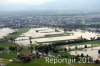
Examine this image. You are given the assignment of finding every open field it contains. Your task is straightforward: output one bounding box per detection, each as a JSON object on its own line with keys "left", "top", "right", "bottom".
{"left": 0, "top": 59, "right": 10, "bottom": 64}
{"left": 6, "top": 58, "right": 100, "bottom": 66}
{"left": 5, "top": 28, "right": 30, "bottom": 39}
{"left": 82, "top": 22, "right": 100, "bottom": 25}
{"left": 0, "top": 42, "right": 20, "bottom": 49}
{"left": 0, "top": 52, "right": 17, "bottom": 59}
{"left": 57, "top": 40, "right": 100, "bottom": 48}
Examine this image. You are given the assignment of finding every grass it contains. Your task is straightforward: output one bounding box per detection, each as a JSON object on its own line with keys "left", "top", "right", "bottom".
{"left": 5, "top": 28, "right": 30, "bottom": 39}
{"left": 74, "top": 63, "right": 100, "bottom": 66}
{"left": 6, "top": 58, "right": 68, "bottom": 66}
{"left": 56, "top": 40, "right": 100, "bottom": 50}
{"left": 68, "top": 40, "right": 100, "bottom": 46}
{"left": 79, "top": 40, "right": 100, "bottom": 45}
{"left": 0, "top": 59, "right": 10, "bottom": 64}
{"left": 82, "top": 22, "right": 100, "bottom": 25}
{"left": 52, "top": 52, "right": 75, "bottom": 57}
{"left": 0, "top": 42, "right": 21, "bottom": 59}
{"left": 0, "top": 28, "right": 100, "bottom": 66}
{"left": 0, "top": 42, "right": 21, "bottom": 49}
{"left": 0, "top": 27, "right": 30, "bottom": 49}
{"left": 0, "top": 52, "right": 17, "bottom": 59}
{"left": 6, "top": 58, "right": 100, "bottom": 66}
{"left": 0, "top": 28, "right": 30, "bottom": 60}
{"left": 0, "top": 40, "right": 100, "bottom": 66}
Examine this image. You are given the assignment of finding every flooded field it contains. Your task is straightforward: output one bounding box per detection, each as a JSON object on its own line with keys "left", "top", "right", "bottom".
{"left": 0, "top": 28, "right": 15, "bottom": 38}
{"left": 1, "top": 28, "right": 99, "bottom": 60}
{"left": 57, "top": 44, "right": 100, "bottom": 60}
{"left": 70, "top": 46, "right": 100, "bottom": 60}
{"left": 15, "top": 27, "right": 100, "bottom": 46}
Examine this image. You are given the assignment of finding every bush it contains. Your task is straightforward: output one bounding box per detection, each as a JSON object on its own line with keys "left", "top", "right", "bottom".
{"left": 0, "top": 47, "right": 4, "bottom": 51}
{"left": 98, "top": 50, "right": 100, "bottom": 54}
{"left": 9, "top": 46, "right": 17, "bottom": 51}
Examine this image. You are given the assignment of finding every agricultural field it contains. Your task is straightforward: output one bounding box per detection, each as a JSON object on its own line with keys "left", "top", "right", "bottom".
{"left": 0, "top": 28, "right": 100, "bottom": 66}
{"left": 5, "top": 28, "right": 30, "bottom": 39}
{"left": 82, "top": 22, "right": 100, "bottom": 25}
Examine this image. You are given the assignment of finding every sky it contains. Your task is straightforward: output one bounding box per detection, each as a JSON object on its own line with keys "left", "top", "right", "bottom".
{"left": 0, "top": 0, "right": 55, "bottom": 6}
{"left": 0, "top": 0, "right": 100, "bottom": 12}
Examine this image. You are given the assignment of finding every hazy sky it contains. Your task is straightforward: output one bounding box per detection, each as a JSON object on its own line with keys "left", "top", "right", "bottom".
{"left": 0, "top": 0, "right": 100, "bottom": 11}
{"left": 0, "top": 0, "right": 55, "bottom": 6}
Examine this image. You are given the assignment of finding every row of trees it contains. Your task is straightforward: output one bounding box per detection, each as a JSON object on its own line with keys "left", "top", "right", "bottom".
{"left": 35, "top": 45, "right": 58, "bottom": 54}
{"left": 0, "top": 37, "right": 15, "bottom": 43}
{"left": 49, "top": 36, "right": 100, "bottom": 46}
{"left": 0, "top": 46, "right": 22, "bottom": 52}
{"left": 51, "top": 38, "right": 88, "bottom": 46}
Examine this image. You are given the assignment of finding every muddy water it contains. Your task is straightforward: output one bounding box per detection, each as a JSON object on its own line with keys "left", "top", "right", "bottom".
{"left": 15, "top": 28, "right": 100, "bottom": 46}
{"left": 0, "top": 28, "right": 15, "bottom": 38}
{"left": 70, "top": 46, "right": 100, "bottom": 60}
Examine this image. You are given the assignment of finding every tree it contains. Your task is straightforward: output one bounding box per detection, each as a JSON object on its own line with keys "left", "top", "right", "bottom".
{"left": 0, "top": 47, "right": 4, "bottom": 51}
{"left": 98, "top": 50, "right": 100, "bottom": 54}
{"left": 81, "top": 53, "right": 84, "bottom": 57}
{"left": 75, "top": 46, "right": 78, "bottom": 50}
{"left": 30, "top": 40, "right": 32, "bottom": 44}
{"left": 84, "top": 45, "right": 87, "bottom": 48}
{"left": 9, "top": 46, "right": 17, "bottom": 51}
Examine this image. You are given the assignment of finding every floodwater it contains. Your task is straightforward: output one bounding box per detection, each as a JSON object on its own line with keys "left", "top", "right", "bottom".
{"left": 70, "top": 46, "right": 100, "bottom": 60}
{"left": 65, "top": 44, "right": 92, "bottom": 49}
{"left": 15, "top": 28, "right": 100, "bottom": 46}
{"left": 1, "top": 27, "right": 100, "bottom": 60}
{"left": 0, "top": 28, "right": 15, "bottom": 38}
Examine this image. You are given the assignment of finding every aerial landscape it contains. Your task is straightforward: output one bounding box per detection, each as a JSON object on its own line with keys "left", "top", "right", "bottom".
{"left": 0, "top": 0, "right": 100, "bottom": 66}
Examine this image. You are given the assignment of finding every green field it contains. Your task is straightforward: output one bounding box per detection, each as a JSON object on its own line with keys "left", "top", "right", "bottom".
{"left": 79, "top": 40, "right": 100, "bottom": 45}
{"left": 0, "top": 28, "right": 30, "bottom": 61}
{"left": 82, "top": 22, "right": 100, "bottom": 25}
{"left": 57, "top": 40, "right": 100, "bottom": 49}
{"left": 0, "top": 42, "right": 20, "bottom": 49}
{"left": 5, "top": 28, "right": 30, "bottom": 39}
{"left": 0, "top": 28, "right": 30, "bottom": 49}
{"left": 6, "top": 58, "right": 100, "bottom": 66}
{"left": 0, "top": 52, "right": 17, "bottom": 59}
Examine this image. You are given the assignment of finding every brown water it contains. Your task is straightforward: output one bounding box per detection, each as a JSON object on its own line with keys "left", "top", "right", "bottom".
{"left": 70, "top": 46, "right": 100, "bottom": 60}
{"left": 15, "top": 28, "right": 100, "bottom": 46}
{"left": 0, "top": 28, "right": 15, "bottom": 38}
